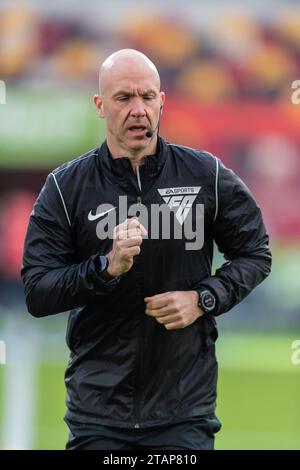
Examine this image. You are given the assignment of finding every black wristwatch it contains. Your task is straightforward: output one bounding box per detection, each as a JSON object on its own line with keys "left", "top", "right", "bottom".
{"left": 198, "top": 289, "right": 216, "bottom": 315}
{"left": 98, "top": 255, "right": 117, "bottom": 282}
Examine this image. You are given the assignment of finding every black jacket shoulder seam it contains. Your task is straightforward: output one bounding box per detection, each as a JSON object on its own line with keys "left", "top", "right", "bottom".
{"left": 50, "top": 172, "right": 71, "bottom": 227}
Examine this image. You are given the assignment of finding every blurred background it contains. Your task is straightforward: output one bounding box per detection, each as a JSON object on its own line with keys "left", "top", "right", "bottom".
{"left": 0, "top": 0, "right": 300, "bottom": 450}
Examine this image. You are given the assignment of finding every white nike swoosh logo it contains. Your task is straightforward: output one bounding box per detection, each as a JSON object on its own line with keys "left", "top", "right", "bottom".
{"left": 88, "top": 206, "right": 117, "bottom": 221}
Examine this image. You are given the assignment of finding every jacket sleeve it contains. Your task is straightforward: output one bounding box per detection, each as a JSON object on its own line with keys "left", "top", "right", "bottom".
{"left": 21, "top": 173, "right": 119, "bottom": 317}
{"left": 196, "top": 159, "right": 272, "bottom": 316}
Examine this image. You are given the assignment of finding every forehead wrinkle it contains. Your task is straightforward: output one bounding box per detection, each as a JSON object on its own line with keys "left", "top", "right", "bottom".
{"left": 112, "top": 87, "right": 159, "bottom": 97}
{"left": 100, "top": 74, "right": 160, "bottom": 98}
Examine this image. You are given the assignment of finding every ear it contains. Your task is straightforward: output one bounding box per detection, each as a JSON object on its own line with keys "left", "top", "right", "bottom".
{"left": 93, "top": 94, "right": 105, "bottom": 118}
{"left": 160, "top": 91, "right": 166, "bottom": 114}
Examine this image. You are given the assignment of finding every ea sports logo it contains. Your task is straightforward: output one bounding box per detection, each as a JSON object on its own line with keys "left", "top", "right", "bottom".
{"left": 158, "top": 186, "right": 201, "bottom": 225}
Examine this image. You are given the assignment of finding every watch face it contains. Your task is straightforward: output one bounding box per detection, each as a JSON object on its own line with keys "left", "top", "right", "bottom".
{"left": 200, "top": 290, "right": 216, "bottom": 312}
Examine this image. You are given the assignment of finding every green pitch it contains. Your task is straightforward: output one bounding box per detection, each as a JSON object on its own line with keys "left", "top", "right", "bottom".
{"left": 1, "top": 333, "right": 300, "bottom": 450}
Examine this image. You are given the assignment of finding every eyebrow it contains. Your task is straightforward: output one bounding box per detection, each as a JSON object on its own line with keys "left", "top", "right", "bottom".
{"left": 112, "top": 89, "right": 158, "bottom": 98}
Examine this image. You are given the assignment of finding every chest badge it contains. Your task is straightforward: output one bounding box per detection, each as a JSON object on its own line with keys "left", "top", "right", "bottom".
{"left": 157, "top": 187, "right": 201, "bottom": 225}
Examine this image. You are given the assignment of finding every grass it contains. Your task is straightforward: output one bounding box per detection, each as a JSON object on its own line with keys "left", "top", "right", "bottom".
{"left": 217, "top": 368, "right": 300, "bottom": 449}
{"left": 1, "top": 333, "right": 300, "bottom": 450}
{"left": 216, "top": 333, "right": 300, "bottom": 449}
{"left": 36, "top": 364, "right": 68, "bottom": 450}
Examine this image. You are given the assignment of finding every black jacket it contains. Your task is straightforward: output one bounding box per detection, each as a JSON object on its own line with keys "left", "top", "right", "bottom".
{"left": 21, "top": 137, "right": 272, "bottom": 428}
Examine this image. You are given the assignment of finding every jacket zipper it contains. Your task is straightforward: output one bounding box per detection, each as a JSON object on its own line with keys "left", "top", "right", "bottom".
{"left": 136, "top": 166, "right": 142, "bottom": 211}
{"left": 134, "top": 165, "right": 142, "bottom": 429}
{"left": 133, "top": 328, "right": 142, "bottom": 429}
{"left": 136, "top": 165, "right": 142, "bottom": 192}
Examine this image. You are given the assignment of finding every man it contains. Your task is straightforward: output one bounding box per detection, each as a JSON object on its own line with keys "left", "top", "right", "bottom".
{"left": 21, "top": 49, "right": 272, "bottom": 450}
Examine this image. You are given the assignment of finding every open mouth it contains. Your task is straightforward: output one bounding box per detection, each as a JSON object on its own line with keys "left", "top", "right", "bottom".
{"left": 128, "top": 126, "right": 147, "bottom": 132}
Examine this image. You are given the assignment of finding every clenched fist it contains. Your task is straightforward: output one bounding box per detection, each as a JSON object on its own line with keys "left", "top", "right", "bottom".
{"left": 106, "top": 217, "right": 147, "bottom": 277}
{"left": 144, "top": 291, "right": 204, "bottom": 330}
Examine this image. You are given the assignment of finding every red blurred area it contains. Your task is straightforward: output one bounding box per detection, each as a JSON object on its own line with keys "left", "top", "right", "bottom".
{"left": 0, "top": 192, "right": 36, "bottom": 280}
{"left": 162, "top": 99, "right": 300, "bottom": 243}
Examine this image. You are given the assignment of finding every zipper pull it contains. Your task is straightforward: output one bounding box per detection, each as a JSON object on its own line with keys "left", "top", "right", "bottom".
{"left": 136, "top": 165, "right": 142, "bottom": 192}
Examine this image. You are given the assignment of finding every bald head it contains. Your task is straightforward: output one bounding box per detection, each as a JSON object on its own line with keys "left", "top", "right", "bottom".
{"left": 99, "top": 49, "right": 161, "bottom": 96}
{"left": 94, "top": 48, "right": 165, "bottom": 161}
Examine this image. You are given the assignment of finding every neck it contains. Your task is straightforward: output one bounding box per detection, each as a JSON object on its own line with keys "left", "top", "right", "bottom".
{"left": 106, "top": 136, "right": 158, "bottom": 172}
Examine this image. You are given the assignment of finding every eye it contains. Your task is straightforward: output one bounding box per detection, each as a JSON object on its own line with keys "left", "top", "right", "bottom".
{"left": 143, "top": 95, "right": 155, "bottom": 101}
{"left": 117, "top": 96, "right": 129, "bottom": 102}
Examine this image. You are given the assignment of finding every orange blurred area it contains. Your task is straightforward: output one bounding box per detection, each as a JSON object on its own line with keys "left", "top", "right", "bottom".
{"left": 0, "top": 3, "right": 299, "bottom": 97}
{"left": 175, "top": 60, "right": 237, "bottom": 103}
{"left": 119, "top": 15, "right": 198, "bottom": 66}
{"left": 0, "top": 6, "right": 40, "bottom": 77}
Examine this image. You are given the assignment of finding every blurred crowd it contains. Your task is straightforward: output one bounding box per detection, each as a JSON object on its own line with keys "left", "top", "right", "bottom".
{"left": 0, "top": 3, "right": 299, "bottom": 315}
{"left": 1, "top": 5, "right": 300, "bottom": 101}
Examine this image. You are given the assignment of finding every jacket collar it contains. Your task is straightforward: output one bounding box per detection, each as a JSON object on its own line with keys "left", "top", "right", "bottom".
{"left": 99, "top": 136, "right": 168, "bottom": 181}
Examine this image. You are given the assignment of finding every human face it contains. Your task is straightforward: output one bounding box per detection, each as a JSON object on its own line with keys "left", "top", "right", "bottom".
{"left": 94, "top": 66, "right": 165, "bottom": 158}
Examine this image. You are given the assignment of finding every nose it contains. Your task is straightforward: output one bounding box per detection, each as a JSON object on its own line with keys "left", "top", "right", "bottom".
{"left": 130, "top": 98, "right": 146, "bottom": 118}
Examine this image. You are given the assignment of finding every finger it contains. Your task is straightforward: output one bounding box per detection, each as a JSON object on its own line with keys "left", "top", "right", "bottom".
{"left": 122, "top": 246, "right": 141, "bottom": 257}
{"left": 117, "top": 227, "right": 141, "bottom": 240}
{"left": 138, "top": 223, "right": 148, "bottom": 236}
{"left": 127, "top": 227, "right": 142, "bottom": 238}
{"left": 155, "top": 314, "right": 182, "bottom": 325}
{"left": 115, "top": 217, "right": 136, "bottom": 230}
{"left": 113, "top": 223, "right": 130, "bottom": 239}
{"left": 114, "top": 218, "right": 139, "bottom": 236}
{"left": 119, "top": 237, "right": 143, "bottom": 248}
{"left": 118, "top": 224, "right": 147, "bottom": 240}
{"left": 126, "top": 217, "right": 140, "bottom": 230}
{"left": 144, "top": 292, "right": 172, "bottom": 303}
{"left": 145, "top": 305, "right": 177, "bottom": 317}
{"left": 144, "top": 293, "right": 172, "bottom": 309}
{"left": 127, "top": 218, "right": 148, "bottom": 236}
{"left": 164, "top": 321, "right": 185, "bottom": 330}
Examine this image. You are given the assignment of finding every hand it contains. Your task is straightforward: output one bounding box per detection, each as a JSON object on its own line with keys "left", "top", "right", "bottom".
{"left": 144, "top": 291, "right": 204, "bottom": 330}
{"left": 106, "top": 217, "right": 147, "bottom": 277}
